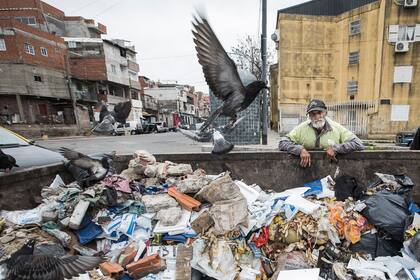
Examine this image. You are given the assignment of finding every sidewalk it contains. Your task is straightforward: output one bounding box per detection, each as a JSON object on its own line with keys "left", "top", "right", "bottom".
{"left": 201, "top": 130, "right": 281, "bottom": 152}
{"left": 201, "top": 131, "right": 407, "bottom": 152}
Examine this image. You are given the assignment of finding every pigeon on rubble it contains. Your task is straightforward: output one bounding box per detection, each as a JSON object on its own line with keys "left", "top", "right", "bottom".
{"left": 59, "top": 147, "right": 112, "bottom": 187}
{"left": 192, "top": 12, "right": 268, "bottom": 134}
{"left": 0, "top": 239, "right": 103, "bottom": 280}
{"left": 0, "top": 149, "right": 18, "bottom": 172}
{"left": 93, "top": 101, "right": 132, "bottom": 134}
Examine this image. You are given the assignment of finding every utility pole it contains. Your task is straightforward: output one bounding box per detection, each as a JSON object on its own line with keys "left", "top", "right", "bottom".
{"left": 261, "top": 0, "right": 268, "bottom": 144}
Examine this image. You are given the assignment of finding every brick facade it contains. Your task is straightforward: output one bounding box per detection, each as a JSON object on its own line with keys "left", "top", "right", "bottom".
{"left": 69, "top": 57, "right": 107, "bottom": 81}
{"left": 0, "top": 18, "right": 66, "bottom": 71}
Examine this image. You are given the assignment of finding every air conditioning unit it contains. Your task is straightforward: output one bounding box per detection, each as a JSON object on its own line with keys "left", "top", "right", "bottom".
{"left": 404, "top": 0, "right": 417, "bottom": 8}
{"left": 395, "top": 41, "right": 409, "bottom": 53}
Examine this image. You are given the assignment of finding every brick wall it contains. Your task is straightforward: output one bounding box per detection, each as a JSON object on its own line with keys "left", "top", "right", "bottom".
{"left": 0, "top": 0, "right": 39, "bottom": 9}
{"left": 69, "top": 57, "right": 107, "bottom": 81}
{"left": 41, "top": 1, "right": 65, "bottom": 20}
{"left": 0, "top": 29, "right": 66, "bottom": 71}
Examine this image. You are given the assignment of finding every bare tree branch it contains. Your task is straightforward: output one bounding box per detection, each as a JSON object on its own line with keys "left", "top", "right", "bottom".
{"left": 230, "top": 35, "right": 274, "bottom": 79}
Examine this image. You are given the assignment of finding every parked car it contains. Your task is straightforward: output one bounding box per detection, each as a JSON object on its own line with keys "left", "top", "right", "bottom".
{"left": 395, "top": 131, "right": 414, "bottom": 147}
{"left": 112, "top": 121, "right": 142, "bottom": 136}
{"left": 179, "top": 124, "right": 190, "bottom": 130}
{"left": 155, "top": 122, "right": 169, "bottom": 133}
{"left": 0, "top": 126, "right": 64, "bottom": 173}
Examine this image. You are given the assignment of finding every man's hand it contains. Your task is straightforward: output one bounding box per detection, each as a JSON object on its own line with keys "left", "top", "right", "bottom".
{"left": 326, "top": 146, "right": 337, "bottom": 162}
{"left": 300, "top": 148, "right": 311, "bottom": 167}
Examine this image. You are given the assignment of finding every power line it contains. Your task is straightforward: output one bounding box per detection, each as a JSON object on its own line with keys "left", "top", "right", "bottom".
{"left": 141, "top": 54, "right": 196, "bottom": 61}
{"left": 93, "top": 0, "right": 123, "bottom": 18}
{"left": 69, "top": 0, "right": 102, "bottom": 14}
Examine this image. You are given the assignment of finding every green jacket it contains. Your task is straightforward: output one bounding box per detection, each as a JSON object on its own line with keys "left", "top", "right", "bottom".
{"left": 279, "top": 117, "right": 364, "bottom": 155}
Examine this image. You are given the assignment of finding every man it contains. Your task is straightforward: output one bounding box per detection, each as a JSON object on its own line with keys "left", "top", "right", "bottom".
{"left": 410, "top": 127, "right": 420, "bottom": 150}
{"left": 279, "top": 99, "right": 364, "bottom": 167}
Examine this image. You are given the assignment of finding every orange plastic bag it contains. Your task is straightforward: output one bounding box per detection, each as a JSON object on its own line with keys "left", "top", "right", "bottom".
{"left": 344, "top": 219, "right": 361, "bottom": 244}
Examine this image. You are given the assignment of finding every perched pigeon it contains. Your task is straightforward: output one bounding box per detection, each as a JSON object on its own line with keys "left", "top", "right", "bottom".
{"left": 59, "top": 147, "right": 111, "bottom": 186}
{"left": 93, "top": 101, "right": 132, "bottom": 134}
{"left": 0, "top": 149, "right": 18, "bottom": 172}
{"left": 192, "top": 13, "right": 268, "bottom": 133}
{"left": 0, "top": 239, "right": 103, "bottom": 280}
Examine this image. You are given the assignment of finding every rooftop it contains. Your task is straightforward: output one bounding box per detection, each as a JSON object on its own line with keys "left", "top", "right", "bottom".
{"left": 278, "top": 0, "right": 378, "bottom": 16}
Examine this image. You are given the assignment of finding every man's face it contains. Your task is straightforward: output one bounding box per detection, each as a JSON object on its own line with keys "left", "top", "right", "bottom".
{"left": 309, "top": 110, "right": 326, "bottom": 129}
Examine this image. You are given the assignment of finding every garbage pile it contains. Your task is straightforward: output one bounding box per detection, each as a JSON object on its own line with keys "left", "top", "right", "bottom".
{"left": 0, "top": 150, "right": 420, "bottom": 280}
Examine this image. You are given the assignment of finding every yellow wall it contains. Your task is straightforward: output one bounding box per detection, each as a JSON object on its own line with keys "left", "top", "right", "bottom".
{"left": 275, "top": 0, "right": 420, "bottom": 137}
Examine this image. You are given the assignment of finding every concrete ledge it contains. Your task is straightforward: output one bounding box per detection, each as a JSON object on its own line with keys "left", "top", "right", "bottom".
{"left": 1, "top": 151, "right": 420, "bottom": 210}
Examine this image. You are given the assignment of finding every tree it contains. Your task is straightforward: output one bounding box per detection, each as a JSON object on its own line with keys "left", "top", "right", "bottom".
{"left": 230, "top": 35, "right": 274, "bottom": 79}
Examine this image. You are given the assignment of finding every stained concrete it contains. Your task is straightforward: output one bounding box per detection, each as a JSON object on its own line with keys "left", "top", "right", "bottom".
{"left": 1, "top": 151, "right": 420, "bottom": 210}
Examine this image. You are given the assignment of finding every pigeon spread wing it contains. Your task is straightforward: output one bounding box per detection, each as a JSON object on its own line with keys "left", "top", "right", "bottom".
{"left": 59, "top": 147, "right": 95, "bottom": 169}
{"left": 6, "top": 255, "right": 102, "bottom": 280}
{"left": 94, "top": 114, "right": 115, "bottom": 133}
{"left": 192, "top": 14, "right": 246, "bottom": 102}
{"left": 113, "top": 101, "right": 132, "bottom": 124}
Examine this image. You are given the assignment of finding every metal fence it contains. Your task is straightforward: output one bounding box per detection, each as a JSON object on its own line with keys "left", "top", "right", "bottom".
{"left": 278, "top": 100, "right": 377, "bottom": 137}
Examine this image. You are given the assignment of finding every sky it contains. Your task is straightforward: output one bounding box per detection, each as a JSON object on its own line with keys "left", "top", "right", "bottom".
{"left": 44, "top": 0, "right": 308, "bottom": 93}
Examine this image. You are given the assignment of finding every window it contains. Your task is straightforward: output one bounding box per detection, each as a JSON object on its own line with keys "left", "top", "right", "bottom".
{"left": 38, "top": 104, "right": 48, "bottom": 116}
{"left": 389, "top": 25, "right": 420, "bottom": 42}
{"left": 0, "top": 38, "right": 6, "bottom": 51}
{"left": 68, "top": 41, "right": 77, "bottom": 49}
{"left": 391, "top": 105, "right": 410, "bottom": 122}
{"left": 40, "top": 47, "right": 48, "bottom": 56}
{"left": 24, "top": 43, "right": 35, "bottom": 55}
{"left": 15, "top": 16, "right": 36, "bottom": 25}
{"left": 347, "top": 81, "right": 358, "bottom": 95}
{"left": 380, "top": 99, "right": 391, "bottom": 105}
{"left": 349, "top": 20, "right": 361, "bottom": 36}
{"left": 34, "top": 75, "right": 42, "bottom": 82}
{"left": 348, "top": 51, "right": 359, "bottom": 65}
{"left": 394, "top": 66, "right": 413, "bottom": 83}
{"left": 111, "top": 64, "right": 117, "bottom": 73}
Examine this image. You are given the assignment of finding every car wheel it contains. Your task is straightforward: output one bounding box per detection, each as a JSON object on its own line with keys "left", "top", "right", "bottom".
{"left": 130, "top": 130, "right": 136, "bottom": 135}
{"left": 111, "top": 132, "right": 117, "bottom": 136}
{"left": 408, "top": 141, "right": 412, "bottom": 147}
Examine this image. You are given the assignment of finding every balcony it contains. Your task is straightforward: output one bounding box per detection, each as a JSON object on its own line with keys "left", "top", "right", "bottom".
{"left": 129, "top": 79, "right": 141, "bottom": 90}
{"left": 131, "top": 99, "right": 142, "bottom": 108}
{"left": 128, "top": 60, "right": 139, "bottom": 72}
{"left": 75, "top": 91, "right": 98, "bottom": 102}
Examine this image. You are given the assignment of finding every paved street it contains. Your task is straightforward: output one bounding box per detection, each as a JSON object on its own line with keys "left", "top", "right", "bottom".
{"left": 37, "top": 130, "right": 404, "bottom": 156}
{"left": 37, "top": 132, "right": 205, "bottom": 155}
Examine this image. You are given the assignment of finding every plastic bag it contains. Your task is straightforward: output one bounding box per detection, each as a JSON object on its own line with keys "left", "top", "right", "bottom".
{"left": 252, "top": 226, "right": 269, "bottom": 248}
{"left": 409, "top": 232, "right": 420, "bottom": 262}
{"left": 334, "top": 175, "right": 365, "bottom": 201}
{"left": 194, "top": 172, "right": 241, "bottom": 203}
{"left": 191, "top": 239, "right": 236, "bottom": 280}
{"left": 361, "top": 191, "right": 410, "bottom": 242}
{"left": 350, "top": 232, "right": 402, "bottom": 257}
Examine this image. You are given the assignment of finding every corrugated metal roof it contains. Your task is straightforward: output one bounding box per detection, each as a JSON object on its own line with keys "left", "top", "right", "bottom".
{"left": 278, "top": 0, "right": 378, "bottom": 16}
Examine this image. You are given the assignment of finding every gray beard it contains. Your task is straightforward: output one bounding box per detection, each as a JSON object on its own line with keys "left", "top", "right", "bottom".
{"left": 311, "top": 119, "right": 326, "bottom": 129}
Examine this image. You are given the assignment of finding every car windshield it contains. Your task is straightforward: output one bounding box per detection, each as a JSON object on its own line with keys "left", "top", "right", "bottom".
{"left": 0, "top": 128, "right": 29, "bottom": 147}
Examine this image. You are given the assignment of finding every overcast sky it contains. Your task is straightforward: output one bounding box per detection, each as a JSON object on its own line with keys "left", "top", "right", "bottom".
{"left": 44, "top": 0, "right": 307, "bottom": 93}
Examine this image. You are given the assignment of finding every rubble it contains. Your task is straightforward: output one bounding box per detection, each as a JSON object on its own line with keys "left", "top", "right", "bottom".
{"left": 1, "top": 150, "right": 420, "bottom": 280}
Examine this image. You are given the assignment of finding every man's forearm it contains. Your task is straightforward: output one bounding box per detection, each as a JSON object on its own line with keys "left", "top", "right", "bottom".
{"left": 278, "top": 137, "right": 303, "bottom": 155}
{"left": 332, "top": 138, "right": 365, "bottom": 154}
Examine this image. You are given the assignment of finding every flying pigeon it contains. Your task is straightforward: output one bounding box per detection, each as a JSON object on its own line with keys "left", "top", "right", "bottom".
{"left": 59, "top": 147, "right": 112, "bottom": 187}
{"left": 0, "top": 149, "right": 18, "bottom": 172}
{"left": 93, "top": 101, "right": 132, "bottom": 134}
{"left": 0, "top": 239, "right": 103, "bottom": 280}
{"left": 192, "top": 13, "right": 268, "bottom": 133}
